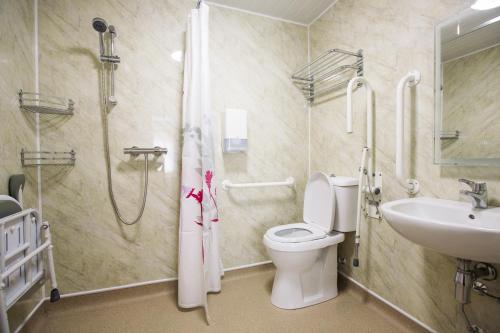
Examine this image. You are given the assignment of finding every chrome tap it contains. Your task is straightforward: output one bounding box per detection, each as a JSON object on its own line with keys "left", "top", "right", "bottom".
{"left": 459, "top": 179, "right": 488, "bottom": 209}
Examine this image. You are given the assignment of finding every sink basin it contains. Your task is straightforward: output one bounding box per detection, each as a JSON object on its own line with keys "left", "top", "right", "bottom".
{"left": 381, "top": 197, "right": 500, "bottom": 263}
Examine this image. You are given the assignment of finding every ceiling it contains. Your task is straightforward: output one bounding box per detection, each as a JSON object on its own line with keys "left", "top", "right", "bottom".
{"left": 206, "top": 0, "right": 337, "bottom": 25}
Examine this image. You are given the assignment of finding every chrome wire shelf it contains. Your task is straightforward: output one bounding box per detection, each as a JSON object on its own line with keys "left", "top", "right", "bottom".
{"left": 19, "top": 89, "right": 74, "bottom": 115}
{"left": 292, "top": 48, "right": 363, "bottom": 103}
{"left": 440, "top": 130, "right": 460, "bottom": 140}
{"left": 21, "top": 149, "right": 76, "bottom": 167}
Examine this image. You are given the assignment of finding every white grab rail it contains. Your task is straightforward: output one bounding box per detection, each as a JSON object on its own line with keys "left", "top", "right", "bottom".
{"left": 222, "top": 177, "right": 295, "bottom": 190}
{"left": 395, "top": 70, "right": 421, "bottom": 194}
{"left": 346, "top": 76, "right": 374, "bottom": 175}
{"left": 353, "top": 147, "right": 369, "bottom": 267}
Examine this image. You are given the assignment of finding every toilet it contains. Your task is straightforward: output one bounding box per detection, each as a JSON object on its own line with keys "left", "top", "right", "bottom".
{"left": 263, "top": 172, "right": 358, "bottom": 309}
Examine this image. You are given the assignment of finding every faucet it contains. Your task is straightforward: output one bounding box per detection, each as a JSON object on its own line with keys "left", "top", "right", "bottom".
{"left": 459, "top": 179, "right": 488, "bottom": 209}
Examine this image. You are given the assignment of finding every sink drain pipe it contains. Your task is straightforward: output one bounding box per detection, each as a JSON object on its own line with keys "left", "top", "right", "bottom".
{"left": 455, "top": 259, "right": 497, "bottom": 332}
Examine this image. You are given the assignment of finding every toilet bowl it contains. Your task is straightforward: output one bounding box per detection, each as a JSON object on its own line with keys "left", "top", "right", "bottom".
{"left": 263, "top": 172, "right": 358, "bottom": 309}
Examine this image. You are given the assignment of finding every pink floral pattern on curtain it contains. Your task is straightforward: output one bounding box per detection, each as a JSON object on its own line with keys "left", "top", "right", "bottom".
{"left": 185, "top": 170, "right": 219, "bottom": 227}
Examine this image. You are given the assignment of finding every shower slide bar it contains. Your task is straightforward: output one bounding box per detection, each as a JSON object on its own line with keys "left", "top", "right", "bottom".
{"left": 222, "top": 177, "right": 295, "bottom": 190}
{"left": 0, "top": 208, "right": 59, "bottom": 333}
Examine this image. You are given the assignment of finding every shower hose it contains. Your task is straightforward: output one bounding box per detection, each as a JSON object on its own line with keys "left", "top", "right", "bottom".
{"left": 100, "top": 63, "right": 148, "bottom": 225}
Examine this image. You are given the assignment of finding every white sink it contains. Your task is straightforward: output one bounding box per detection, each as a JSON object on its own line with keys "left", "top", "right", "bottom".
{"left": 381, "top": 197, "right": 500, "bottom": 263}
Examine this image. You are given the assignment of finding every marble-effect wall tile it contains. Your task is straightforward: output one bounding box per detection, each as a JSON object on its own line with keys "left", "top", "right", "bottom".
{"left": 310, "top": 1, "right": 500, "bottom": 332}
{"left": 0, "top": 0, "right": 37, "bottom": 208}
{"left": 210, "top": 6, "right": 308, "bottom": 267}
{"left": 38, "top": 0, "right": 190, "bottom": 293}
{"left": 0, "top": 0, "right": 45, "bottom": 330}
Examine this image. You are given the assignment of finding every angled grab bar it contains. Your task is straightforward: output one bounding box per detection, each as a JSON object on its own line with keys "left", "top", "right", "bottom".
{"left": 222, "top": 177, "right": 295, "bottom": 190}
{"left": 346, "top": 76, "right": 374, "bottom": 174}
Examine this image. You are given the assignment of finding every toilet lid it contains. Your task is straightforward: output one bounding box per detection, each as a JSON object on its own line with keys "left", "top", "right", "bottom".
{"left": 303, "top": 172, "right": 336, "bottom": 232}
{"left": 265, "top": 223, "right": 326, "bottom": 243}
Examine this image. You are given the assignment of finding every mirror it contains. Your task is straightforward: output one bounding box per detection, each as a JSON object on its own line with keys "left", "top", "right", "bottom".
{"left": 434, "top": 6, "right": 500, "bottom": 166}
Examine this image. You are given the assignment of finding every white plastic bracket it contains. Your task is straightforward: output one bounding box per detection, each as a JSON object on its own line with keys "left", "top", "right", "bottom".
{"left": 366, "top": 172, "right": 382, "bottom": 219}
{"left": 406, "top": 179, "right": 420, "bottom": 195}
{"left": 407, "top": 70, "right": 421, "bottom": 87}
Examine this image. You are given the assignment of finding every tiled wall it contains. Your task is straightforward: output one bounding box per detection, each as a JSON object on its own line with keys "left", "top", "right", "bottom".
{"left": 37, "top": 0, "right": 307, "bottom": 293}
{"left": 0, "top": 0, "right": 37, "bottom": 211}
{"left": 0, "top": 0, "right": 44, "bottom": 330}
{"left": 211, "top": 6, "right": 308, "bottom": 268}
{"left": 309, "top": 0, "right": 500, "bottom": 332}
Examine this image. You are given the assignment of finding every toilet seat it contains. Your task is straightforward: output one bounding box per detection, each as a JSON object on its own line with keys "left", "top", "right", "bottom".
{"left": 264, "top": 224, "right": 344, "bottom": 252}
{"left": 266, "top": 223, "right": 326, "bottom": 243}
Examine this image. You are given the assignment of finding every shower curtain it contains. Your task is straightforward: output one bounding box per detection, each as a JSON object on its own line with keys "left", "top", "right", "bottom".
{"left": 178, "top": 2, "right": 222, "bottom": 322}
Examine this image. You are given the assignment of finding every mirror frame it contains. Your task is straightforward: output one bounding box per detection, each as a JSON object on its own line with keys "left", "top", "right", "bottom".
{"left": 433, "top": 9, "right": 500, "bottom": 167}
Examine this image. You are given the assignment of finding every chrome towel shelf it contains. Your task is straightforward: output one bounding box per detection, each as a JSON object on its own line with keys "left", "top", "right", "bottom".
{"left": 292, "top": 48, "right": 363, "bottom": 103}
{"left": 19, "top": 89, "right": 74, "bottom": 115}
{"left": 222, "top": 177, "right": 295, "bottom": 190}
{"left": 21, "top": 149, "right": 76, "bottom": 167}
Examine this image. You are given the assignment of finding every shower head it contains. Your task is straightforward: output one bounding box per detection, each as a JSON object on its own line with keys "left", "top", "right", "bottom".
{"left": 92, "top": 18, "right": 107, "bottom": 57}
{"left": 92, "top": 17, "right": 108, "bottom": 33}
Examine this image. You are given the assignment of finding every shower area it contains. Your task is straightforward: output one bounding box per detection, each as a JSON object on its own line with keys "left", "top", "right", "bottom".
{"left": 34, "top": 0, "right": 204, "bottom": 293}
{"left": 2, "top": 0, "right": 307, "bottom": 310}
{"left": 92, "top": 16, "right": 167, "bottom": 225}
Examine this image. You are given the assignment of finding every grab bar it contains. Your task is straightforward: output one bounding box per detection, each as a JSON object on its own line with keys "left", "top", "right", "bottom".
{"left": 346, "top": 76, "right": 374, "bottom": 175}
{"left": 222, "top": 177, "right": 295, "bottom": 190}
{"left": 1, "top": 241, "right": 50, "bottom": 280}
{"left": 395, "top": 70, "right": 421, "bottom": 194}
{"left": 0, "top": 208, "right": 60, "bottom": 333}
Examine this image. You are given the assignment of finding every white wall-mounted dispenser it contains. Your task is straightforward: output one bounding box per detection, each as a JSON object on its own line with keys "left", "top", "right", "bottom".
{"left": 223, "top": 108, "right": 247, "bottom": 153}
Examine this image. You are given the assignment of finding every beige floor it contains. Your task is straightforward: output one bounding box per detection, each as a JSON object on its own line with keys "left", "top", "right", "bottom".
{"left": 24, "top": 265, "right": 428, "bottom": 333}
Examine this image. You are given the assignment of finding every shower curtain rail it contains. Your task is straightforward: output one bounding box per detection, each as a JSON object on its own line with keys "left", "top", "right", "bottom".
{"left": 222, "top": 177, "right": 295, "bottom": 190}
